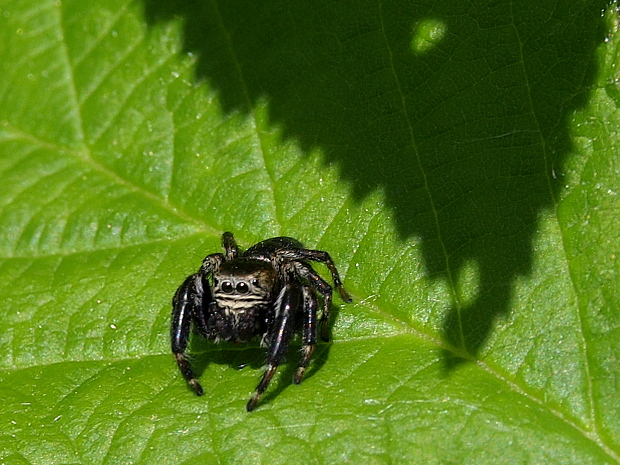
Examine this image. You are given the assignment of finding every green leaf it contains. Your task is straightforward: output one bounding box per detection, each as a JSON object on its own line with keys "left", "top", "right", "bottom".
{"left": 1, "top": 0, "right": 618, "bottom": 463}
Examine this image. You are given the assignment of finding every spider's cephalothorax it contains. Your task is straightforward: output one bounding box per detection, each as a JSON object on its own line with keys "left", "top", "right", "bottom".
{"left": 171, "top": 232, "right": 352, "bottom": 411}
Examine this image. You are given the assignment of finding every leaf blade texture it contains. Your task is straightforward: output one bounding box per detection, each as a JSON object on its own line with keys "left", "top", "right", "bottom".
{"left": 0, "top": 0, "right": 618, "bottom": 463}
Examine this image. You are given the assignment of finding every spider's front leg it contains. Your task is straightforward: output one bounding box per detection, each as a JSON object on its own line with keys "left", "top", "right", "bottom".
{"left": 171, "top": 254, "right": 222, "bottom": 396}
{"left": 171, "top": 273, "right": 206, "bottom": 396}
{"left": 246, "top": 283, "right": 302, "bottom": 412}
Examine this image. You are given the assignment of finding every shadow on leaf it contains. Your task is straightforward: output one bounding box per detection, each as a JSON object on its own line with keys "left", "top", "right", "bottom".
{"left": 143, "top": 0, "right": 608, "bottom": 366}
{"left": 185, "top": 335, "right": 332, "bottom": 407}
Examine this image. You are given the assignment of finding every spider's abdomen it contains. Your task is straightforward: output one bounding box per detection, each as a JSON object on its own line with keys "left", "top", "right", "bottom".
{"left": 244, "top": 236, "right": 303, "bottom": 259}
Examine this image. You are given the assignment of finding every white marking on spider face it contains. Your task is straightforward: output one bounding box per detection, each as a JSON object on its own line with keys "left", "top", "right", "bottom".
{"left": 216, "top": 295, "right": 268, "bottom": 312}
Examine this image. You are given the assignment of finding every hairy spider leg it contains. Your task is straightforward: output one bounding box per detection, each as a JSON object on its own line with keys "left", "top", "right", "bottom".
{"left": 171, "top": 254, "right": 223, "bottom": 396}
{"left": 294, "top": 285, "right": 319, "bottom": 384}
{"left": 246, "top": 284, "right": 302, "bottom": 412}
{"left": 222, "top": 231, "right": 238, "bottom": 260}
{"left": 283, "top": 249, "right": 352, "bottom": 341}
{"left": 289, "top": 260, "right": 335, "bottom": 342}
{"left": 200, "top": 251, "right": 224, "bottom": 276}
{"left": 171, "top": 273, "right": 206, "bottom": 396}
{"left": 280, "top": 249, "right": 352, "bottom": 303}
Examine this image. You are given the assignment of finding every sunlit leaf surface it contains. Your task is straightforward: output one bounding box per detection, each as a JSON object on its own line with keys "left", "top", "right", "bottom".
{"left": 0, "top": 0, "right": 618, "bottom": 463}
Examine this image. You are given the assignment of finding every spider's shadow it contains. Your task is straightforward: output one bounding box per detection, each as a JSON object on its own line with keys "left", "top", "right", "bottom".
{"left": 259, "top": 343, "right": 332, "bottom": 407}
{"left": 187, "top": 304, "right": 339, "bottom": 404}
{"left": 188, "top": 339, "right": 333, "bottom": 404}
{"left": 188, "top": 337, "right": 264, "bottom": 381}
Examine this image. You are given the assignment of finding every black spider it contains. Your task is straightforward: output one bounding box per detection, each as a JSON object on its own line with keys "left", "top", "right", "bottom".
{"left": 171, "top": 232, "right": 352, "bottom": 411}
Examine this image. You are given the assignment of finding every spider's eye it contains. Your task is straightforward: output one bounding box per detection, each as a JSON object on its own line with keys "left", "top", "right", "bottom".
{"left": 236, "top": 282, "right": 249, "bottom": 294}
{"left": 251, "top": 279, "right": 259, "bottom": 287}
{"left": 221, "top": 281, "right": 234, "bottom": 293}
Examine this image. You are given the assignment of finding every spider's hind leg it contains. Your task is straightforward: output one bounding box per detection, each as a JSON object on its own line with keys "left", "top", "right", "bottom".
{"left": 281, "top": 249, "right": 352, "bottom": 303}
{"left": 294, "top": 285, "right": 319, "bottom": 384}
{"left": 281, "top": 249, "right": 351, "bottom": 341}
{"left": 291, "top": 261, "right": 335, "bottom": 342}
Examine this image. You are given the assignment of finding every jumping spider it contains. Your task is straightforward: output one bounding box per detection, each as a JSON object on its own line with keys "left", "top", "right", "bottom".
{"left": 171, "top": 232, "right": 352, "bottom": 411}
